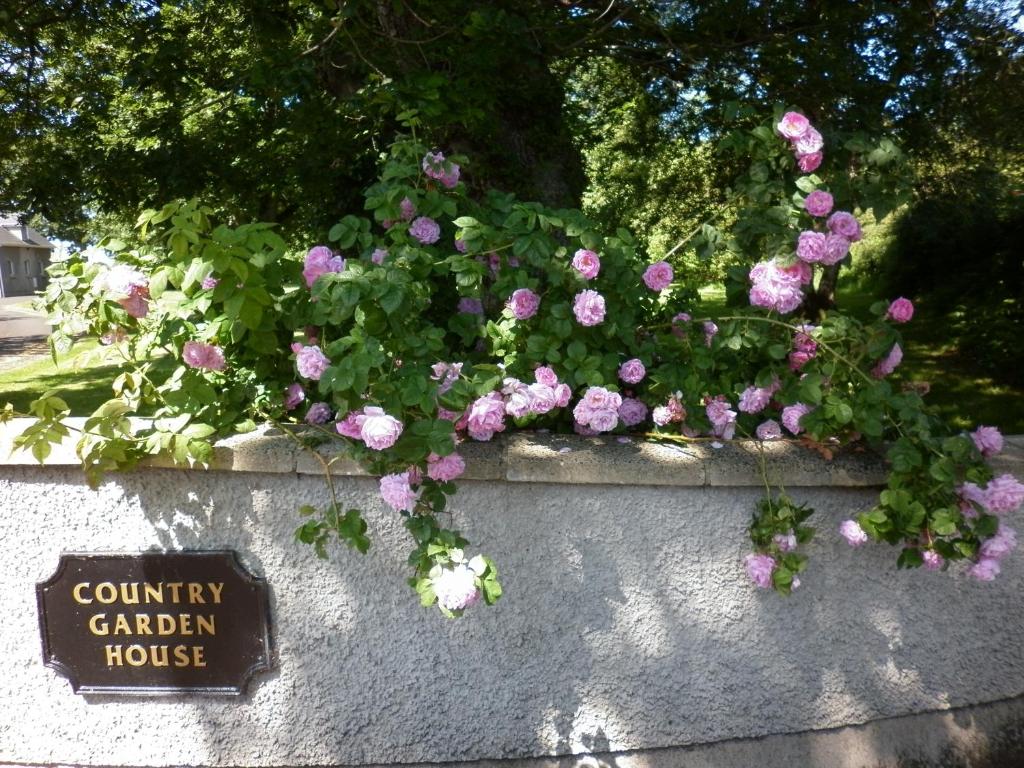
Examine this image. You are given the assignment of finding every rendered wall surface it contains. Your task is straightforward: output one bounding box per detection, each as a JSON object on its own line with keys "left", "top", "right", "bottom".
{"left": 0, "top": 426, "right": 1022, "bottom": 766}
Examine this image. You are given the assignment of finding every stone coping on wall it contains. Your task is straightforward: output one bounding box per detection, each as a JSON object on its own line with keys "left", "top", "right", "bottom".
{"left": 1, "top": 418, "right": 1022, "bottom": 488}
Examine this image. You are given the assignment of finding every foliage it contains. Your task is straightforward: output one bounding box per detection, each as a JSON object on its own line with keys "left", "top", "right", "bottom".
{"left": 3, "top": 2, "right": 1020, "bottom": 242}
{"left": 6, "top": 112, "right": 1021, "bottom": 612}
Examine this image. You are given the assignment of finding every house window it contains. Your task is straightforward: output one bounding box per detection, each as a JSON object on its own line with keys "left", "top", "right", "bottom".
{"left": 24, "top": 259, "right": 30, "bottom": 276}
{"left": 6, "top": 259, "right": 14, "bottom": 277}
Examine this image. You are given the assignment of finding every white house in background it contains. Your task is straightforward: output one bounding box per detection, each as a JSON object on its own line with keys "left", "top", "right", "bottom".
{"left": 0, "top": 215, "right": 55, "bottom": 297}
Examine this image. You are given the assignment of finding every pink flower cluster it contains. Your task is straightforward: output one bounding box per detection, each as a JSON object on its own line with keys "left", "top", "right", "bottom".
{"left": 642, "top": 261, "right": 673, "bottom": 292}
{"left": 749, "top": 260, "right": 805, "bottom": 314}
{"left": 652, "top": 395, "right": 686, "bottom": 427}
{"left": 400, "top": 197, "right": 416, "bottom": 221}
{"left": 790, "top": 325, "right": 818, "bottom": 371}
{"left": 971, "top": 523, "right": 1018, "bottom": 582}
{"left": 573, "top": 290, "right": 606, "bottom": 326}
{"left": 422, "top": 151, "right": 460, "bottom": 189}
{"left": 796, "top": 230, "right": 850, "bottom": 266}
{"left": 430, "top": 361, "right": 463, "bottom": 394}
{"left": 508, "top": 288, "right": 540, "bottom": 320}
{"left": 293, "top": 343, "right": 331, "bottom": 381}
{"left": 182, "top": 341, "right": 226, "bottom": 372}
{"left": 776, "top": 111, "right": 823, "bottom": 172}
{"left": 572, "top": 249, "right": 601, "bottom": 280}
{"left": 573, "top": 387, "right": 623, "bottom": 433}
{"left": 99, "top": 264, "right": 151, "bottom": 318}
{"left": 303, "top": 246, "right": 345, "bottom": 288}
{"left": 706, "top": 395, "right": 737, "bottom": 439}
{"left": 335, "top": 406, "right": 404, "bottom": 450}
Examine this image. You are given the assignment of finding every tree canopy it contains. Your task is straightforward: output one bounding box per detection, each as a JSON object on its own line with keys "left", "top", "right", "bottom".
{"left": 1, "top": 1, "right": 1021, "bottom": 243}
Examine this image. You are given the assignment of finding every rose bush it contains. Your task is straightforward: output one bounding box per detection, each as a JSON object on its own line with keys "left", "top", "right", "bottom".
{"left": 7, "top": 110, "right": 1021, "bottom": 615}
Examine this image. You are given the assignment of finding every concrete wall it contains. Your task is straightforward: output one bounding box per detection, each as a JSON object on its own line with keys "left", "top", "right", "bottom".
{"left": 0, "top": 423, "right": 1022, "bottom": 767}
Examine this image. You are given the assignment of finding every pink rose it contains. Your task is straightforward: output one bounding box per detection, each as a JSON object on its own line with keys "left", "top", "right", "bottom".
{"left": 642, "top": 261, "right": 674, "bottom": 291}
{"left": 182, "top": 341, "right": 226, "bottom": 372}
{"left": 796, "top": 231, "right": 826, "bottom": 263}
{"left": 379, "top": 471, "right": 420, "bottom": 512}
{"left": 743, "top": 553, "right": 777, "bottom": 589}
{"left": 535, "top": 366, "right": 559, "bottom": 387}
{"left": 922, "top": 550, "right": 944, "bottom": 571}
{"left": 359, "top": 406, "right": 404, "bottom": 450}
{"left": 705, "top": 396, "right": 737, "bottom": 439}
{"left": 571, "top": 249, "right": 601, "bottom": 280}
{"left": 968, "top": 558, "right": 1001, "bottom": 582}
{"left": 305, "top": 402, "right": 332, "bottom": 425}
{"left": 984, "top": 474, "right": 1024, "bottom": 515}
{"left": 774, "top": 532, "right": 797, "bottom": 552}
{"left": 971, "top": 425, "right": 1003, "bottom": 457}
{"left": 749, "top": 260, "right": 805, "bottom": 314}
{"left": 796, "top": 151, "right": 823, "bottom": 173}
{"left": 427, "top": 452, "right": 466, "bottom": 483}
{"left": 573, "top": 289, "right": 606, "bottom": 326}
{"left": 781, "top": 403, "right": 812, "bottom": 435}
{"left": 400, "top": 197, "right": 416, "bottom": 221}
{"left": 618, "top": 397, "right": 648, "bottom": 427}
{"left": 738, "top": 385, "right": 772, "bottom": 414}
{"left": 467, "top": 392, "right": 506, "bottom": 441}
{"left": 527, "top": 383, "right": 558, "bottom": 414}
{"left": 433, "top": 564, "right": 480, "bottom": 611}
{"left": 553, "top": 383, "right": 572, "bottom": 408}
{"left": 820, "top": 234, "right": 851, "bottom": 266}
{"left": 980, "top": 524, "right": 1017, "bottom": 560}
{"left": 295, "top": 344, "right": 330, "bottom": 380}
{"left": 886, "top": 297, "right": 914, "bottom": 324}
{"left": 508, "top": 288, "right": 540, "bottom": 320}
{"left": 573, "top": 386, "right": 622, "bottom": 433}
{"left": 756, "top": 420, "right": 782, "bottom": 440}
{"left": 871, "top": 343, "right": 903, "bottom": 378}
{"left": 776, "top": 111, "right": 810, "bottom": 140}
{"left": 284, "top": 383, "right": 305, "bottom": 410}
{"left": 839, "top": 519, "right": 869, "bottom": 547}
{"left": 804, "top": 190, "right": 834, "bottom": 217}
{"left": 336, "top": 410, "right": 366, "bottom": 439}
{"left": 827, "top": 211, "right": 862, "bottom": 242}
{"left": 410, "top": 216, "right": 441, "bottom": 245}
{"left": 794, "top": 126, "right": 823, "bottom": 155}
{"left": 371, "top": 248, "right": 387, "bottom": 265}
{"left": 618, "top": 358, "right": 646, "bottom": 385}
{"left": 303, "top": 246, "right": 345, "bottom": 288}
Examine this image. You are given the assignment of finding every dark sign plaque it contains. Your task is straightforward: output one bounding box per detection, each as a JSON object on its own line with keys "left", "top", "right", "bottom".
{"left": 36, "top": 551, "right": 272, "bottom": 695}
